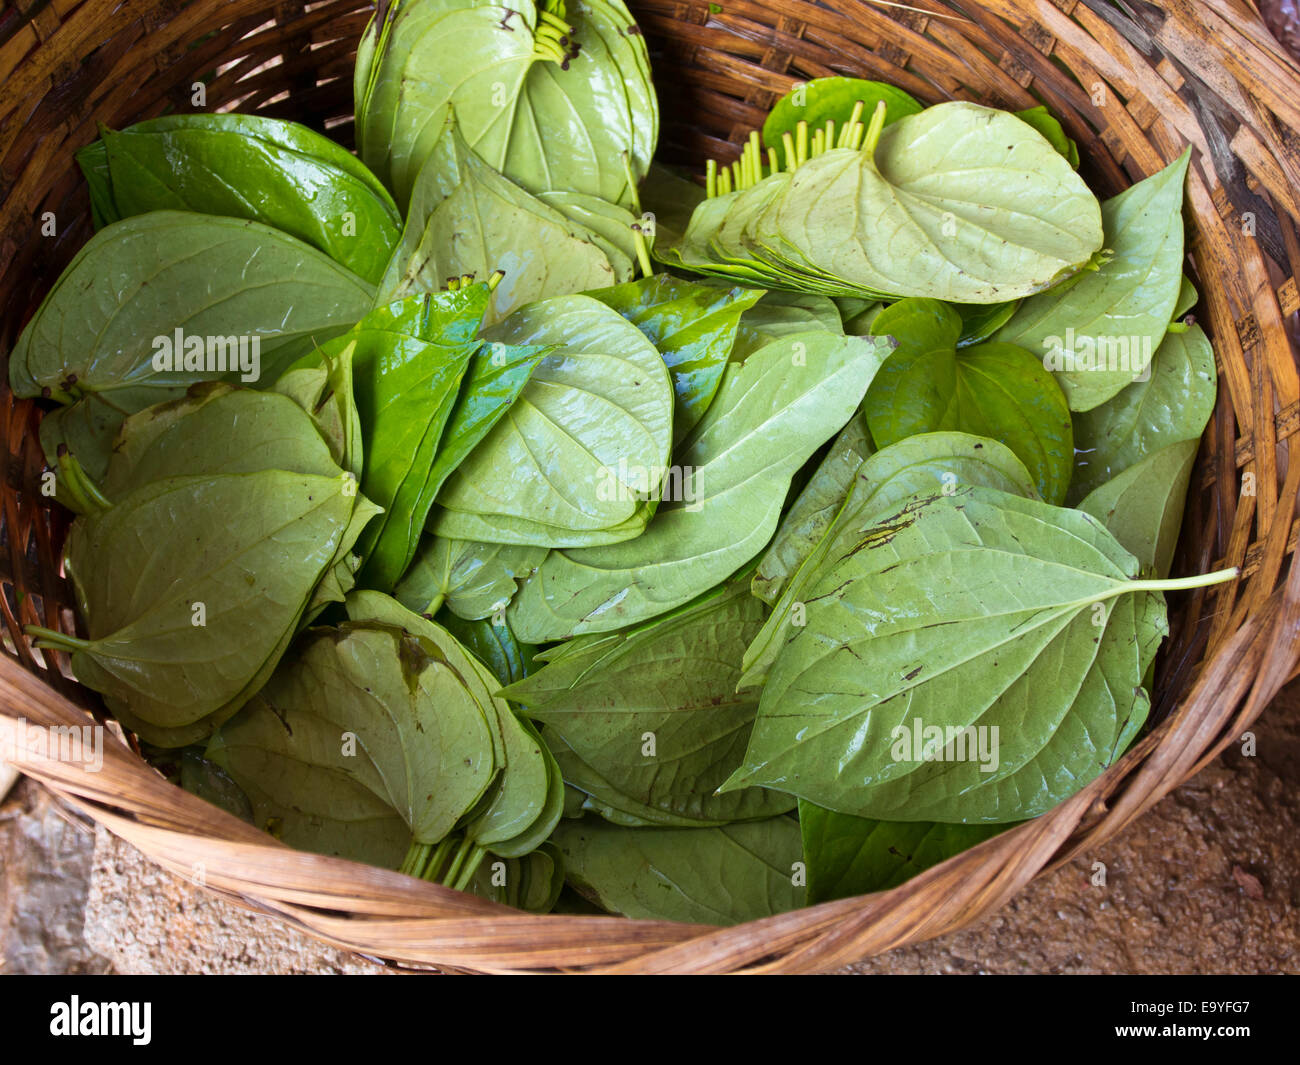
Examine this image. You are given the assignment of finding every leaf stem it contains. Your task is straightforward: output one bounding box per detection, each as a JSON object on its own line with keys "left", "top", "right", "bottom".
{"left": 861, "top": 100, "right": 888, "bottom": 156}
{"left": 401, "top": 839, "right": 430, "bottom": 877}
{"left": 1126, "top": 568, "right": 1239, "bottom": 593}
{"left": 620, "top": 151, "right": 641, "bottom": 214}
{"left": 420, "top": 835, "right": 457, "bottom": 882}
{"left": 25, "top": 625, "right": 91, "bottom": 653}
{"left": 631, "top": 223, "right": 654, "bottom": 279}
{"left": 449, "top": 844, "right": 488, "bottom": 893}
{"left": 439, "top": 834, "right": 477, "bottom": 887}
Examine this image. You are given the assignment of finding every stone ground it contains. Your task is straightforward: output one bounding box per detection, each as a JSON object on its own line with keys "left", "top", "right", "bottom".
{"left": 2, "top": 684, "right": 1297, "bottom": 975}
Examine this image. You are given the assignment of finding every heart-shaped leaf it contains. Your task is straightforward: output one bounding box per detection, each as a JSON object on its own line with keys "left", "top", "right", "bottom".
{"left": 863, "top": 297, "right": 1073, "bottom": 503}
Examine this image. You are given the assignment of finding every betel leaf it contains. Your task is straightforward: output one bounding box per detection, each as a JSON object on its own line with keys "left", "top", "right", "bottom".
{"left": 207, "top": 610, "right": 500, "bottom": 857}
{"left": 1172, "top": 273, "right": 1198, "bottom": 321}
{"left": 725, "top": 486, "right": 1234, "bottom": 822}
{"left": 751, "top": 411, "right": 873, "bottom": 606}
{"left": 1069, "top": 323, "right": 1217, "bottom": 503}
{"left": 957, "top": 300, "right": 1020, "bottom": 347}
{"left": 317, "top": 289, "right": 490, "bottom": 589}
{"left": 78, "top": 113, "right": 401, "bottom": 283}
{"left": 502, "top": 580, "right": 794, "bottom": 824}
{"left": 640, "top": 161, "right": 705, "bottom": 257}
{"left": 761, "top": 76, "right": 922, "bottom": 152}
{"left": 740, "top": 431, "right": 1038, "bottom": 689}
{"left": 424, "top": 336, "right": 553, "bottom": 497}
{"left": 799, "top": 800, "right": 1006, "bottom": 904}
{"left": 551, "top": 816, "right": 805, "bottom": 924}
{"left": 9, "top": 211, "right": 374, "bottom": 471}
{"left": 994, "top": 150, "right": 1192, "bottom": 410}
{"left": 539, "top": 190, "right": 641, "bottom": 279}
{"left": 375, "top": 116, "right": 628, "bottom": 323}
{"left": 467, "top": 842, "right": 566, "bottom": 913}
{"left": 273, "top": 337, "right": 364, "bottom": 479}
{"left": 209, "top": 699, "right": 410, "bottom": 868}
{"left": 359, "top": 0, "right": 656, "bottom": 212}
{"left": 507, "top": 331, "right": 893, "bottom": 641}
{"left": 396, "top": 536, "right": 547, "bottom": 620}
{"left": 61, "top": 469, "right": 365, "bottom": 745}
{"left": 546, "top": 728, "right": 729, "bottom": 827}
{"left": 433, "top": 294, "right": 675, "bottom": 547}
{"left": 1078, "top": 439, "right": 1200, "bottom": 579}
{"left": 588, "top": 274, "right": 764, "bottom": 441}
{"left": 862, "top": 298, "right": 1074, "bottom": 504}
{"left": 730, "top": 290, "right": 843, "bottom": 362}
{"left": 769, "top": 102, "right": 1103, "bottom": 303}
{"left": 344, "top": 591, "right": 560, "bottom": 858}
{"left": 38, "top": 380, "right": 380, "bottom": 748}
{"left": 438, "top": 613, "right": 537, "bottom": 688}
{"left": 1014, "top": 105, "right": 1080, "bottom": 168}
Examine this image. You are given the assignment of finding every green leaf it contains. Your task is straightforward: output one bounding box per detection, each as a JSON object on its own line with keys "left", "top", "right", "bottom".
{"left": 396, "top": 536, "right": 547, "bottom": 620}
{"left": 751, "top": 411, "right": 873, "bottom": 606}
{"left": 359, "top": 0, "right": 656, "bottom": 212}
{"left": 761, "top": 76, "right": 923, "bottom": 152}
{"left": 433, "top": 294, "right": 675, "bottom": 547}
{"left": 507, "top": 331, "right": 893, "bottom": 641}
{"left": 64, "top": 469, "right": 364, "bottom": 743}
{"left": 1078, "top": 439, "right": 1199, "bottom": 579}
{"left": 768, "top": 102, "right": 1103, "bottom": 302}
{"left": 1013, "top": 105, "right": 1080, "bottom": 168}
{"left": 863, "top": 298, "right": 1074, "bottom": 503}
{"left": 994, "top": 150, "right": 1191, "bottom": 410}
{"left": 799, "top": 800, "right": 1007, "bottom": 904}
{"left": 207, "top": 612, "right": 501, "bottom": 856}
{"left": 546, "top": 729, "right": 731, "bottom": 827}
{"left": 551, "top": 816, "right": 805, "bottom": 924}
{"left": 423, "top": 336, "right": 553, "bottom": 500}
{"left": 1069, "top": 323, "right": 1217, "bottom": 503}
{"left": 343, "top": 590, "right": 560, "bottom": 858}
{"left": 740, "top": 431, "right": 1038, "bottom": 689}
{"left": 588, "top": 274, "right": 764, "bottom": 441}
{"left": 539, "top": 190, "right": 641, "bottom": 278}
{"left": 376, "top": 116, "right": 628, "bottom": 323}
{"left": 79, "top": 113, "right": 401, "bottom": 283}
{"left": 502, "top": 580, "right": 794, "bottom": 824}
{"left": 1172, "top": 273, "right": 1198, "bottom": 320}
{"left": 9, "top": 211, "right": 374, "bottom": 468}
{"left": 437, "top": 613, "right": 537, "bottom": 688}
{"left": 319, "top": 289, "right": 491, "bottom": 589}
{"left": 730, "top": 290, "right": 843, "bottom": 362}
{"left": 724, "top": 486, "right": 1222, "bottom": 823}
{"left": 641, "top": 162, "right": 704, "bottom": 247}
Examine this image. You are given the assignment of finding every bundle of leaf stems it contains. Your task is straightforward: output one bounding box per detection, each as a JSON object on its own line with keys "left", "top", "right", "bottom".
{"left": 706, "top": 99, "right": 886, "bottom": 198}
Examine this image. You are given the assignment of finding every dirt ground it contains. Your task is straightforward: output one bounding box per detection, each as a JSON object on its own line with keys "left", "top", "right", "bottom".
{"left": 2, "top": 682, "right": 1296, "bottom": 974}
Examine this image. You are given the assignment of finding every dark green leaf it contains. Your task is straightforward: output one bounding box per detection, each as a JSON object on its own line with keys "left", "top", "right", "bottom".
{"left": 800, "top": 799, "right": 1006, "bottom": 904}
{"left": 863, "top": 298, "right": 1074, "bottom": 503}
{"left": 552, "top": 816, "right": 805, "bottom": 924}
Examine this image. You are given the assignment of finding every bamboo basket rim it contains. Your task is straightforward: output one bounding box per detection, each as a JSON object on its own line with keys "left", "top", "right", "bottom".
{"left": 1, "top": 0, "right": 1298, "bottom": 973}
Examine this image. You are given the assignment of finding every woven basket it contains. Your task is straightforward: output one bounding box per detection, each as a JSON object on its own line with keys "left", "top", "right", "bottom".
{"left": 2, "top": 0, "right": 1298, "bottom": 975}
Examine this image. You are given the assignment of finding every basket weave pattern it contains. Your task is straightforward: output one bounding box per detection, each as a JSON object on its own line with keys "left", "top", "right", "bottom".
{"left": 1, "top": 0, "right": 1298, "bottom": 973}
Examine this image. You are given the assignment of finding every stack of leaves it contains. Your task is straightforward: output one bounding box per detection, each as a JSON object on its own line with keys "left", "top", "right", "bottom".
{"left": 654, "top": 82, "right": 1103, "bottom": 304}
{"left": 375, "top": 115, "right": 646, "bottom": 323}
{"left": 206, "top": 592, "right": 564, "bottom": 903}
{"left": 28, "top": 357, "right": 380, "bottom": 749}
{"left": 12, "top": 34, "right": 1235, "bottom": 925}
{"left": 355, "top": 0, "right": 656, "bottom": 212}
